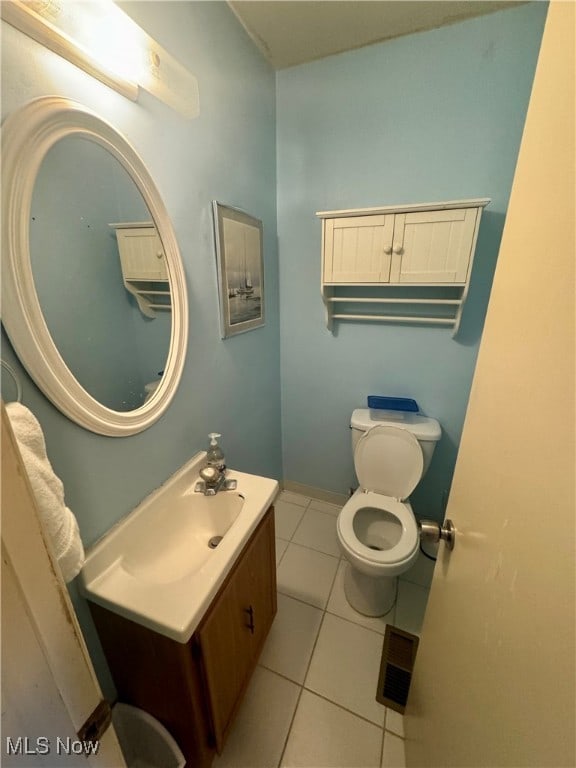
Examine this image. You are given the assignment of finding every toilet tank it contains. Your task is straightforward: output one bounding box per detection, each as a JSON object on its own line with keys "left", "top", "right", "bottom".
{"left": 350, "top": 408, "right": 441, "bottom": 476}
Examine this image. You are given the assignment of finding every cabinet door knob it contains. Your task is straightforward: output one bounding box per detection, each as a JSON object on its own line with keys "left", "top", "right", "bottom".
{"left": 156, "top": 251, "right": 163, "bottom": 259}
{"left": 393, "top": 243, "right": 403, "bottom": 255}
{"left": 383, "top": 245, "right": 392, "bottom": 255}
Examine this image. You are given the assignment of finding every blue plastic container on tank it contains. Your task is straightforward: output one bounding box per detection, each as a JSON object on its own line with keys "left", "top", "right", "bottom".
{"left": 367, "top": 396, "right": 419, "bottom": 413}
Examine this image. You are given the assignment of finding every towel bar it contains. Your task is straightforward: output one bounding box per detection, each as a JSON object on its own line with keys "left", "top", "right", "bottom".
{"left": 331, "top": 314, "right": 456, "bottom": 325}
{"left": 329, "top": 297, "right": 462, "bottom": 306}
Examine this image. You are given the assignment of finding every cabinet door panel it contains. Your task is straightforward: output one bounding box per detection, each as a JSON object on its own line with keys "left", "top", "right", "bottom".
{"left": 117, "top": 228, "right": 168, "bottom": 280}
{"left": 390, "top": 208, "right": 477, "bottom": 283}
{"left": 196, "top": 510, "right": 276, "bottom": 753}
{"left": 234, "top": 511, "right": 276, "bottom": 656}
{"left": 196, "top": 574, "right": 250, "bottom": 751}
{"left": 324, "top": 215, "right": 393, "bottom": 283}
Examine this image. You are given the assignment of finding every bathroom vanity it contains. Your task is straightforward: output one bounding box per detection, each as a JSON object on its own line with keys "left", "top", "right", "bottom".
{"left": 80, "top": 453, "right": 279, "bottom": 767}
{"left": 89, "top": 509, "right": 275, "bottom": 766}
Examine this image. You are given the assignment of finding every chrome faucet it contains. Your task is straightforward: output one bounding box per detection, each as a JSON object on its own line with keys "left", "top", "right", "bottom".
{"left": 194, "top": 465, "right": 237, "bottom": 496}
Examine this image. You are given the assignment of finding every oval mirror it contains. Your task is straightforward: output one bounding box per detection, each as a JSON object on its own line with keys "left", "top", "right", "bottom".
{"left": 1, "top": 97, "right": 188, "bottom": 435}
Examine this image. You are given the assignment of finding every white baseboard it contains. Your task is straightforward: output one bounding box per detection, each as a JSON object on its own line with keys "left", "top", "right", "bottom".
{"left": 281, "top": 479, "right": 349, "bottom": 507}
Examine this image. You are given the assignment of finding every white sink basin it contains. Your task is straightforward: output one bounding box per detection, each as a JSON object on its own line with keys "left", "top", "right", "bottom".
{"left": 121, "top": 491, "right": 246, "bottom": 585}
{"left": 80, "top": 452, "right": 278, "bottom": 643}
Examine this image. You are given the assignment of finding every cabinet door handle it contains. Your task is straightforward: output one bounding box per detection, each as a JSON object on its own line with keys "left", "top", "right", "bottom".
{"left": 244, "top": 606, "right": 255, "bottom": 634}
{"left": 156, "top": 251, "right": 163, "bottom": 259}
{"left": 392, "top": 243, "right": 403, "bottom": 255}
{"left": 383, "top": 244, "right": 392, "bottom": 255}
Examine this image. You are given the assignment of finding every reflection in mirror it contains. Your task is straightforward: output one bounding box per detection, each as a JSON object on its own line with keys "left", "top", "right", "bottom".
{"left": 2, "top": 96, "right": 188, "bottom": 435}
{"left": 29, "top": 138, "right": 172, "bottom": 412}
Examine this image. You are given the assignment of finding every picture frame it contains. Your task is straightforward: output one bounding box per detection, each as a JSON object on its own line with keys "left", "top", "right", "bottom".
{"left": 212, "top": 201, "right": 265, "bottom": 338}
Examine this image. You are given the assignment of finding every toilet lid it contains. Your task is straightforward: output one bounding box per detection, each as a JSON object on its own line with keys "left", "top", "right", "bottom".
{"left": 354, "top": 425, "right": 424, "bottom": 500}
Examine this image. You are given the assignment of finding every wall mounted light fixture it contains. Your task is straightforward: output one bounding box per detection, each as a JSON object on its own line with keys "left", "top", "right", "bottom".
{"left": 1, "top": 0, "right": 200, "bottom": 119}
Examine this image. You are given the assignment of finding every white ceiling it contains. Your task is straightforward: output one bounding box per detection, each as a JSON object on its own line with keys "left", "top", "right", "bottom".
{"left": 228, "top": 1, "right": 523, "bottom": 69}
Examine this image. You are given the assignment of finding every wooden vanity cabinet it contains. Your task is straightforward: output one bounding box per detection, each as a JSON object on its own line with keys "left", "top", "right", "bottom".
{"left": 89, "top": 507, "right": 276, "bottom": 768}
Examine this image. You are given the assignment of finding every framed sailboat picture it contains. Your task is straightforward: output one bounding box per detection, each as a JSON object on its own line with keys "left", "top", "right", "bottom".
{"left": 212, "top": 202, "right": 265, "bottom": 338}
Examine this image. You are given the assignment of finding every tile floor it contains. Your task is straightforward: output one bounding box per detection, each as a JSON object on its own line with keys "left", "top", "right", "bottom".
{"left": 214, "top": 491, "right": 435, "bottom": 768}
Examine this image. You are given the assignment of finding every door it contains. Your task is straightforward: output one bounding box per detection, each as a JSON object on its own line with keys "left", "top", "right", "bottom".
{"left": 405, "top": 4, "right": 575, "bottom": 767}
{"left": 1, "top": 405, "right": 126, "bottom": 767}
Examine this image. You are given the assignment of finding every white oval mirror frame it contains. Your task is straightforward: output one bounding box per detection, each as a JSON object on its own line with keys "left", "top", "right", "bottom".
{"left": 1, "top": 96, "right": 188, "bottom": 436}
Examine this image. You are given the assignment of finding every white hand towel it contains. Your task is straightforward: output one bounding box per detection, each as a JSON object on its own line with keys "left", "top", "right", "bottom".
{"left": 6, "top": 402, "right": 85, "bottom": 582}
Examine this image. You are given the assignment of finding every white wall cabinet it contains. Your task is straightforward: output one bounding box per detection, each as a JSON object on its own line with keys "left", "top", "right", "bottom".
{"left": 111, "top": 222, "right": 171, "bottom": 317}
{"left": 318, "top": 199, "right": 489, "bottom": 335}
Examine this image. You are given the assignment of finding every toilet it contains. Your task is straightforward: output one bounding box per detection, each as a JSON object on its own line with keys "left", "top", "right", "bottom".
{"left": 336, "top": 408, "right": 441, "bottom": 617}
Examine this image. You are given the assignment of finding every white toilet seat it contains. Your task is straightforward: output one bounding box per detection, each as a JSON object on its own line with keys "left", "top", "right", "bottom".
{"left": 337, "top": 491, "right": 419, "bottom": 570}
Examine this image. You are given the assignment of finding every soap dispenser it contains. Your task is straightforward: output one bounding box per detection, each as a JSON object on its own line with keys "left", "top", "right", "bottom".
{"left": 206, "top": 433, "right": 225, "bottom": 470}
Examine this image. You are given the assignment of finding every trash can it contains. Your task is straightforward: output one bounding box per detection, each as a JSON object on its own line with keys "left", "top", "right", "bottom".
{"left": 112, "top": 703, "right": 185, "bottom": 768}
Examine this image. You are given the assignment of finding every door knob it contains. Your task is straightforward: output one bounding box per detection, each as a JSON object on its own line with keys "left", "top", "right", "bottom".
{"left": 418, "top": 519, "right": 455, "bottom": 550}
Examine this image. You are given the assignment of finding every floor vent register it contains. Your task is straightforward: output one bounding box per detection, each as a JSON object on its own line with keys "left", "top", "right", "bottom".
{"left": 376, "top": 625, "right": 420, "bottom": 714}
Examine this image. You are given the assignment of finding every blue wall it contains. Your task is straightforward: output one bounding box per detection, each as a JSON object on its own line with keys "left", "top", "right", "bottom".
{"left": 276, "top": 3, "right": 547, "bottom": 520}
{"left": 1, "top": 1, "right": 280, "bottom": 696}
{"left": 1, "top": 1, "right": 281, "bottom": 547}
